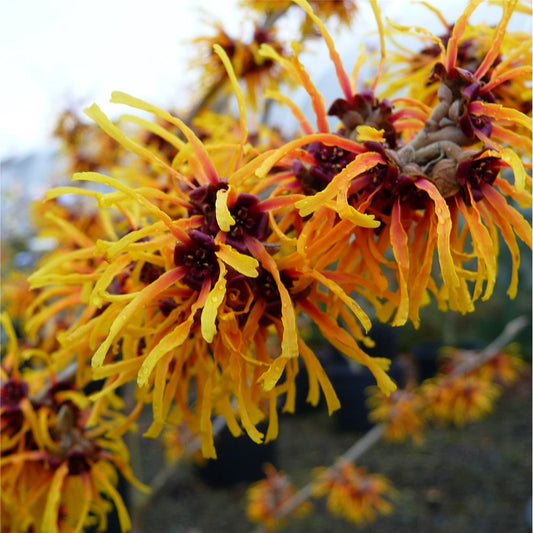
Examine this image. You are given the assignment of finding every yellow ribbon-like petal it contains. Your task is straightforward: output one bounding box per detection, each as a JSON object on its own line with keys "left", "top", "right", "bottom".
{"left": 42, "top": 462, "right": 69, "bottom": 533}
{"left": 215, "top": 188, "right": 235, "bottom": 232}
{"left": 201, "top": 262, "right": 227, "bottom": 343}
{"left": 258, "top": 357, "right": 287, "bottom": 391}
{"left": 216, "top": 242, "right": 259, "bottom": 278}
{"left": 500, "top": 148, "right": 527, "bottom": 192}
{"left": 355, "top": 125, "right": 386, "bottom": 143}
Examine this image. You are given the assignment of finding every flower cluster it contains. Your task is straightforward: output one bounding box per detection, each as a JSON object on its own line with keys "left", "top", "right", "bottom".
{"left": 1, "top": 0, "right": 531, "bottom": 529}
{"left": 246, "top": 464, "right": 311, "bottom": 530}
{"left": 368, "top": 343, "right": 526, "bottom": 440}
{"left": 421, "top": 373, "right": 501, "bottom": 427}
{"left": 256, "top": 0, "right": 531, "bottom": 327}
{"left": 27, "top": 47, "right": 398, "bottom": 459}
{"left": 367, "top": 388, "right": 426, "bottom": 444}
{"left": 0, "top": 314, "right": 148, "bottom": 533}
{"left": 243, "top": 0, "right": 357, "bottom": 37}
{"left": 312, "top": 460, "right": 396, "bottom": 525}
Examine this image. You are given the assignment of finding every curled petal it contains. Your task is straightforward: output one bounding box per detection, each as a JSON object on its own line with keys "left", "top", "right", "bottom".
{"left": 216, "top": 242, "right": 259, "bottom": 277}
{"left": 42, "top": 462, "right": 69, "bottom": 533}
{"left": 390, "top": 201, "right": 410, "bottom": 326}
{"left": 499, "top": 148, "right": 528, "bottom": 192}
{"left": 258, "top": 357, "right": 287, "bottom": 391}
{"left": 246, "top": 236, "right": 298, "bottom": 360}
{"left": 201, "top": 261, "right": 228, "bottom": 343}
{"left": 215, "top": 188, "right": 236, "bottom": 232}
{"left": 137, "top": 282, "right": 209, "bottom": 387}
{"left": 295, "top": 151, "right": 383, "bottom": 227}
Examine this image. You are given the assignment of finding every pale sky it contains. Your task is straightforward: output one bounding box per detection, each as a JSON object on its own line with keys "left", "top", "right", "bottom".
{"left": 1, "top": 0, "right": 528, "bottom": 159}
{"left": 0, "top": 0, "right": 243, "bottom": 158}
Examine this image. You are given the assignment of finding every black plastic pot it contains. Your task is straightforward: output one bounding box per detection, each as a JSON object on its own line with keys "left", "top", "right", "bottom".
{"left": 329, "top": 360, "right": 405, "bottom": 432}
{"left": 195, "top": 425, "right": 277, "bottom": 487}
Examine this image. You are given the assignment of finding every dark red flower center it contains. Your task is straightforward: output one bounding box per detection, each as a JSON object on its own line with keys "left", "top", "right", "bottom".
{"left": 328, "top": 91, "right": 397, "bottom": 148}
{"left": 226, "top": 193, "right": 268, "bottom": 252}
{"left": 456, "top": 155, "right": 505, "bottom": 202}
{"left": 1, "top": 378, "right": 28, "bottom": 409}
{"left": 294, "top": 141, "right": 356, "bottom": 194}
{"left": 174, "top": 229, "right": 220, "bottom": 291}
{"left": 188, "top": 182, "right": 268, "bottom": 251}
{"left": 67, "top": 450, "right": 93, "bottom": 475}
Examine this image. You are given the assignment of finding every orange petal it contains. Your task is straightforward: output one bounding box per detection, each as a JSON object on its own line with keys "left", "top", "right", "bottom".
{"left": 42, "top": 462, "right": 69, "bottom": 533}
{"left": 415, "top": 179, "right": 460, "bottom": 289}
{"left": 201, "top": 261, "right": 227, "bottom": 342}
{"left": 390, "top": 201, "right": 410, "bottom": 326}
{"left": 137, "top": 281, "right": 209, "bottom": 387}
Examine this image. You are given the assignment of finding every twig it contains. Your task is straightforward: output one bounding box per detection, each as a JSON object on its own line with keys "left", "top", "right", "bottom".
{"left": 450, "top": 315, "right": 529, "bottom": 376}
{"left": 338, "top": 422, "right": 385, "bottom": 463}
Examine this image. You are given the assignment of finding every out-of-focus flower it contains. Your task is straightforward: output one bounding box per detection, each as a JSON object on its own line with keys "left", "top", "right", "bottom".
{"left": 0, "top": 313, "right": 148, "bottom": 533}
{"left": 54, "top": 110, "right": 124, "bottom": 174}
{"left": 421, "top": 374, "right": 501, "bottom": 426}
{"left": 246, "top": 464, "right": 311, "bottom": 530}
{"left": 193, "top": 22, "right": 287, "bottom": 108}
{"left": 312, "top": 460, "right": 396, "bottom": 526}
{"left": 367, "top": 388, "right": 426, "bottom": 444}
{"left": 1, "top": 271, "right": 35, "bottom": 325}
{"left": 162, "top": 422, "right": 205, "bottom": 465}
{"left": 242, "top": 0, "right": 357, "bottom": 35}
{"left": 477, "top": 345, "right": 527, "bottom": 386}
{"left": 440, "top": 343, "right": 527, "bottom": 386}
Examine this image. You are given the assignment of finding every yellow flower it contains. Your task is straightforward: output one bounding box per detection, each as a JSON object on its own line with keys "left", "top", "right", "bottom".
{"left": 54, "top": 109, "right": 124, "bottom": 174}
{"left": 246, "top": 464, "right": 311, "bottom": 530}
{"left": 312, "top": 460, "right": 396, "bottom": 526}
{"left": 440, "top": 343, "right": 527, "bottom": 387}
{"left": 381, "top": 1, "right": 532, "bottom": 116}
{"left": 1, "top": 271, "right": 35, "bottom": 325}
{"left": 193, "top": 22, "right": 287, "bottom": 108}
{"left": 30, "top": 87, "right": 372, "bottom": 458}
{"left": 162, "top": 422, "right": 205, "bottom": 465}
{"left": 0, "top": 313, "right": 148, "bottom": 533}
{"left": 242, "top": 0, "right": 357, "bottom": 35}
{"left": 477, "top": 345, "right": 527, "bottom": 386}
{"left": 367, "top": 388, "right": 426, "bottom": 444}
{"left": 421, "top": 374, "right": 501, "bottom": 427}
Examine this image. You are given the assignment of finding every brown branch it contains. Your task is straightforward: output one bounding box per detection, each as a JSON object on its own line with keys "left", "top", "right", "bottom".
{"left": 449, "top": 315, "right": 529, "bottom": 377}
